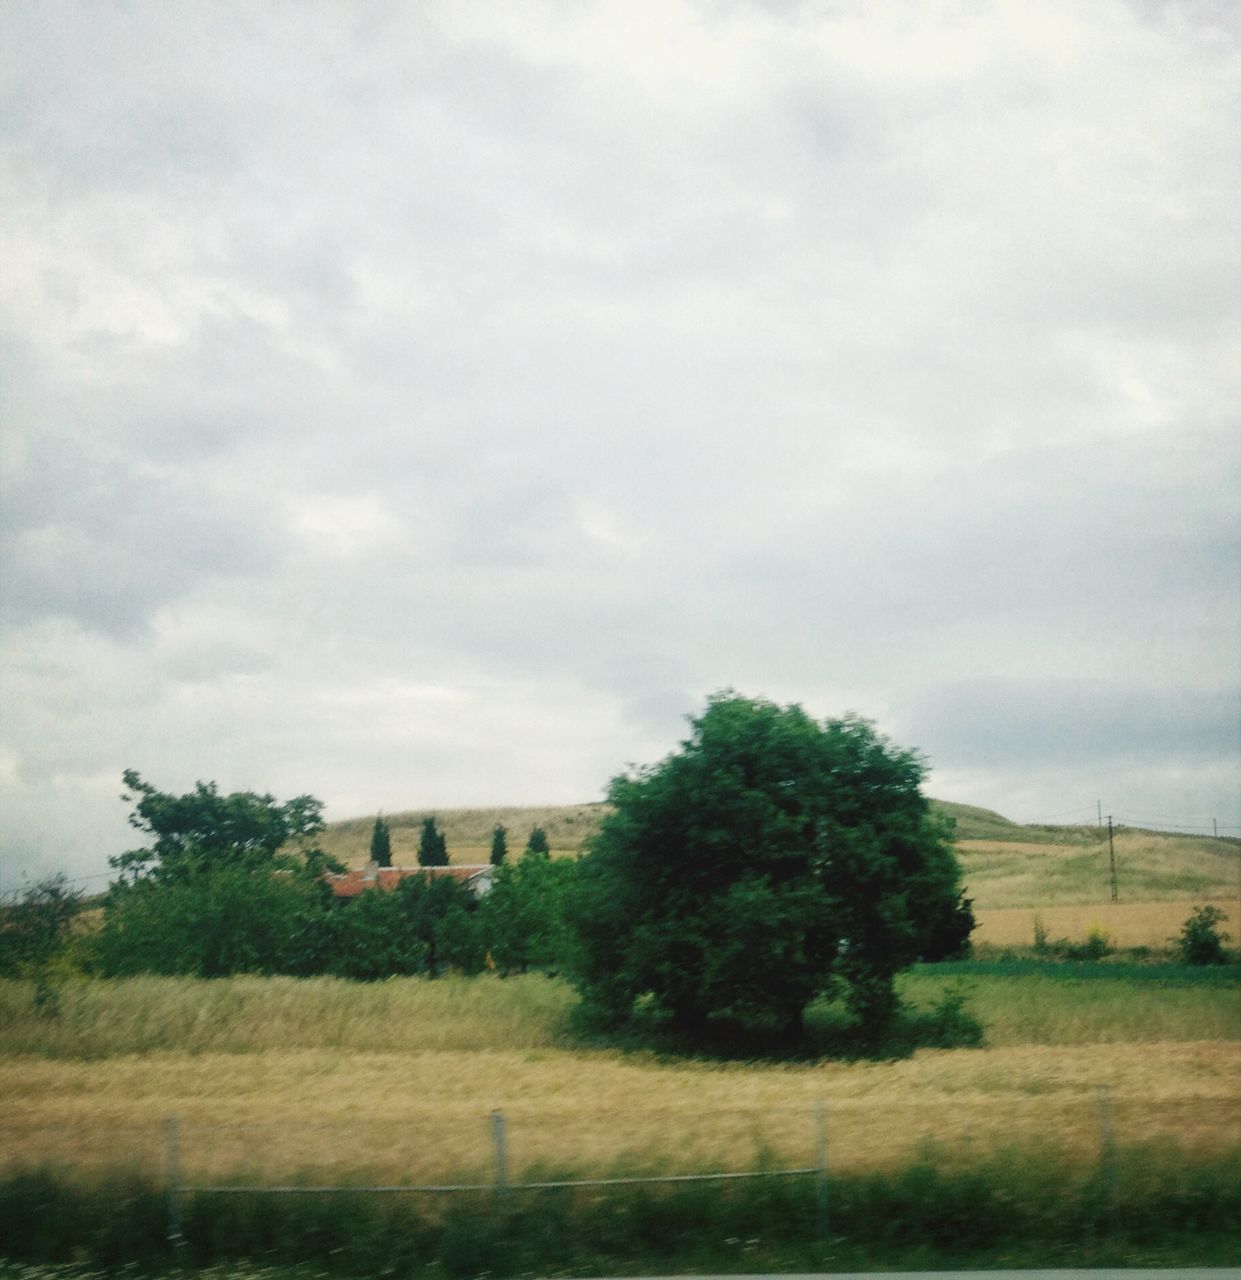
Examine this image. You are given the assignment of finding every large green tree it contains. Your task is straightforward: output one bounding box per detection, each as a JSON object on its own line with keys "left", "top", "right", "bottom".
{"left": 567, "top": 692, "right": 972, "bottom": 1040}
{"left": 96, "top": 772, "right": 339, "bottom": 978}
{"left": 111, "top": 769, "right": 332, "bottom": 883}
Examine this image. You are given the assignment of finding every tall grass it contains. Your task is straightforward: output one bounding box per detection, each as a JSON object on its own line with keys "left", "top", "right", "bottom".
{"left": 323, "top": 797, "right": 1089, "bottom": 860}
{"left": 3, "top": 971, "right": 1237, "bottom": 1187}
{"left": 898, "top": 965, "right": 1241, "bottom": 1045}
{"left": 0, "top": 974, "right": 574, "bottom": 1058}
{"left": 2, "top": 1140, "right": 1239, "bottom": 1275}
{"left": 3, "top": 966, "right": 1237, "bottom": 1060}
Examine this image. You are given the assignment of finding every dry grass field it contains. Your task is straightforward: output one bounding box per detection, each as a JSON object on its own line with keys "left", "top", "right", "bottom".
{"left": 973, "top": 897, "right": 1239, "bottom": 949}
{"left": 3, "top": 1040, "right": 1237, "bottom": 1187}
{"left": 2, "top": 972, "right": 1237, "bottom": 1187}
{"left": 956, "top": 831, "right": 1239, "bottom": 909}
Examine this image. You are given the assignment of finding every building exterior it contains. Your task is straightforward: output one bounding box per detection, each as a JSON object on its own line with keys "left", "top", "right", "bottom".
{"left": 324, "top": 862, "right": 495, "bottom": 900}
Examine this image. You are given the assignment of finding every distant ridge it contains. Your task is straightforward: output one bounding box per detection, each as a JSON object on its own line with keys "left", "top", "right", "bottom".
{"left": 318, "top": 798, "right": 1237, "bottom": 872}
{"left": 318, "top": 799, "right": 1240, "bottom": 909}
{"left": 319, "top": 802, "right": 610, "bottom": 867}
{"left": 319, "top": 798, "right": 1070, "bottom": 866}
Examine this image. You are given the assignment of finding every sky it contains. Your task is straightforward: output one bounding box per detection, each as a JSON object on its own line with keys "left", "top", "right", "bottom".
{"left": 2, "top": 0, "right": 1239, "bottom": 891}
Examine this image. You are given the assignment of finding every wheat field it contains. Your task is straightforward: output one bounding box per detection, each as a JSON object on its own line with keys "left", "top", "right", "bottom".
{"left": 973, "top": 897, "right": 1239, "bottom": 949}
{"left": 2, "top": 972, "right": 1237, "bottom": 1185}
{"left": 3, "top": 1040, "right": 1236, "bottom": 1184}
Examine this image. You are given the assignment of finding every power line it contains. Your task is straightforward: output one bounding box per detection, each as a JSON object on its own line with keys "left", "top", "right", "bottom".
{"left": 1114, "top": 815, "right": 1239, "bottom": 832}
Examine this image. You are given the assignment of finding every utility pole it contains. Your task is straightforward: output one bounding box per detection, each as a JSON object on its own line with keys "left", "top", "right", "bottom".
{"left": 1097, "top": 800, "right": 1102, "bottom": 829}
{"left": 1107, "top": 815, "right": 1118, "bottom": 903}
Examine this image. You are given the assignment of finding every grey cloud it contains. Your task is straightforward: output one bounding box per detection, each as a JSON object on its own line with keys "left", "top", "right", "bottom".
{"left": 906, "top": 679, "right": 1240, "bottom": 770}
{"left": 2, "top": 0, "right": 1239, "bottom": 887}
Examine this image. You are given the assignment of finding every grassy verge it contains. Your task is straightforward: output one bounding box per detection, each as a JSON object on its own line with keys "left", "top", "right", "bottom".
{"left": 3, "top": 963, "right": 1237, "bottom": 1060}
{"left": 2, "top": 1139, "right": 1239, "bottom": 1276}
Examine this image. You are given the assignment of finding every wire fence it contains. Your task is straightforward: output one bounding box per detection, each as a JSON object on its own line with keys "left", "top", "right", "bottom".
{"left": 11, "top": 1088, "right": 1238, "bottom": 1187}
{"left": 8, "top": 1085, "right": 1239, "bottom": 1250}
{"left": 149, "top": 1092, "right": 1152, "bottom": 1247}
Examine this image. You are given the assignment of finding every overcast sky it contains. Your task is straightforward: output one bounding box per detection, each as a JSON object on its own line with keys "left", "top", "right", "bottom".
{"left": 2, "top": 0, "right": 1239, "bottom": 890}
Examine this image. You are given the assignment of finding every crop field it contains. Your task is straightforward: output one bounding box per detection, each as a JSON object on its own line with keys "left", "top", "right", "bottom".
{"left": 2, "top": 967, "right": 1237, "bottom": 1189}
{"left": 973, "top": 897, "right": 1238, "bottom": 949}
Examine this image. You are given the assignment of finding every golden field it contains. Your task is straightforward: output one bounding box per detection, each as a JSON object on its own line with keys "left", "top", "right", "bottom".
{"left": 973, "top": 897, "right": 1239, "bottom": 949}
{"left": 2, "top": 1040, "right": 1237, "bottom": 1186}
{"left": 2, "top": 971, "right": 1237, "bottom": 1186}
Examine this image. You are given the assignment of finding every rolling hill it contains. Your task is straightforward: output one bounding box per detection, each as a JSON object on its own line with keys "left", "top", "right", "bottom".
{"left": 319, "top": 799, "right": 1240, "bottom": 918}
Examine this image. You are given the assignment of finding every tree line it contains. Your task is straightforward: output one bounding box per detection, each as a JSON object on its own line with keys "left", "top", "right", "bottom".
{"left": 3, "top": 693, "right": 995, "bottom": 1042}
{"left": 367, "top": 813, "right": 551, "bottom": 869}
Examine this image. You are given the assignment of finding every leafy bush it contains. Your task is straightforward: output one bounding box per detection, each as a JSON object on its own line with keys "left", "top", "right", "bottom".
{"left": 0, "top": 875, "right": 82, "bottom": 980}
{"left": 92, "top": 867, "right": 319, "bottom": 978}
{"left": 1174, "top": 906, "right": 1230, "bottom": 965}
{"left": 480, "top": 853, "right": 576, "bottom": 975}
{"left": 1076, "top": 924, "right": 1116, "bottom": 961}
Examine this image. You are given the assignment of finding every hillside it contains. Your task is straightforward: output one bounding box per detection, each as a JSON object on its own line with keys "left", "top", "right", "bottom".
{"left": 320, "top": 799, "right": 1240, "bottom": 914}
{"left": 321, "top": 803, "right": 610, "bottom": 866}
{"left": 321, "top": 797, "right": 1019, "bottom": 864}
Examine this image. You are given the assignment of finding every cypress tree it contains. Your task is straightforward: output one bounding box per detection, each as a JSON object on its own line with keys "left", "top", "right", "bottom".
{"left": 370, "top": 816, "right": 392, "bottom": 868}
{"left": 419, "top": 816, "right": 448, "bottom": 867}
{"left": 490, "top": 824, "right": 508, "bottom": 866}
{"left": 526, "top": 825, "right": 550, "bottom": 858}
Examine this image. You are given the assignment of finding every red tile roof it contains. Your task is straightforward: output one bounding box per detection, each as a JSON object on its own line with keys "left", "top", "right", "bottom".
{"left": 325, "top": 864, "right": 494, "bottom": 899}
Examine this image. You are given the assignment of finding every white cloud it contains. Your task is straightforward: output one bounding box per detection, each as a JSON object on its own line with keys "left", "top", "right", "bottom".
{"left": 2, "top": 0, "right": 1239, "bottom": 887}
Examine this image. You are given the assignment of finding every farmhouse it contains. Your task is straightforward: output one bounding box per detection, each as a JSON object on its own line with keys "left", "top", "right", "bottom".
{"left": 325, "top": 862, "right": 495, "bottom": 900}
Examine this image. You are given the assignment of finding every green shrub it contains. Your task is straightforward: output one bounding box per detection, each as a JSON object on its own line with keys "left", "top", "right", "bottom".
{"left": 1175, "top": 905, "right": 1230, "bottom": 965}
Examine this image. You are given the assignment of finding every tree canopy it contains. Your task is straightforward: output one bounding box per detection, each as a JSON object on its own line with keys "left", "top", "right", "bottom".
{"left": 97, "top": 772, "right": 339, "bottom": 979}
{"left": 567, "top": 692, "right": 973, "bottom": 1041}
{"left": 111, "top": 769, "right": 331, "bottom": 882}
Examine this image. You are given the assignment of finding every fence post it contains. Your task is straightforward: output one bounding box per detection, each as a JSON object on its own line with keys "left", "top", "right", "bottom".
{"left": 815, "top": 1100, "right": 829, "bottom": 1241}
{"left": 1096, "top": 1085, "right": 1118, "bottom": 1231}
{"left": 491, "top": 1109, "right": 509, "bottom": 1210}
{"left": 165, "top": 1114, "right": 183, "bottom": 1249}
